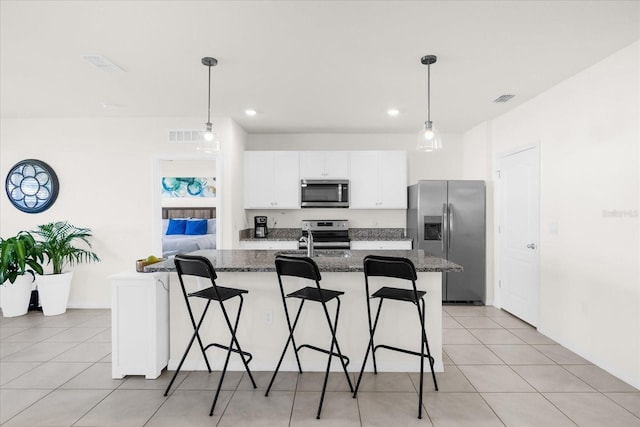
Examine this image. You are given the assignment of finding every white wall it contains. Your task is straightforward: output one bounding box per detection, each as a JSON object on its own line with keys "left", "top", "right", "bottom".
{"left": 463, "top": 123, "right": 495, "bottom": 304}
{"left": 463, "top": 41, "right": 640, "bottom": 388}
{"left": 0, "top": 117, "right": 243, "bottom": 308}
{"left": 222, "top": 119, "right": 247, "bottom": 249}
{"left": 245, "top": 133, "right": 464, "bottom": 228}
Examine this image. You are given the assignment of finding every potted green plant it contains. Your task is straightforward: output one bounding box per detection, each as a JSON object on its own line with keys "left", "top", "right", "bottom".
{"left": 32, "top": 221, "right": 100, "bottom": 316}
{"left": 0, "top": 231, "right": 44, "bottom": 317}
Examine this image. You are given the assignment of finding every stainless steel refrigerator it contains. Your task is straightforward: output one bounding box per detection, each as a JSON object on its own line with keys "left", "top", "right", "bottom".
{"left": 407, "top": 180, "right": 486, "bottom": 303}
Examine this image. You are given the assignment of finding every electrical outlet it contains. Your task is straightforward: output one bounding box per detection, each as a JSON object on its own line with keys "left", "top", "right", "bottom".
{"left": 264, "top": 309, "right": 273, "bottom": 324}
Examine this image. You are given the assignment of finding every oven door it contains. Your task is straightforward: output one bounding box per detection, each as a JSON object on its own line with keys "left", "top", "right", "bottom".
{"left": 300, "top": 180, "right": 349, "bottom": 208}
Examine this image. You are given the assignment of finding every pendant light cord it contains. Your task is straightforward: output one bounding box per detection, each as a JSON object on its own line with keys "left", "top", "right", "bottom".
{"left": 427, "top": 62, "right": 431, "bottom": 122}
{"left": 207, "top": 64, "right": 212, "bottom": 124}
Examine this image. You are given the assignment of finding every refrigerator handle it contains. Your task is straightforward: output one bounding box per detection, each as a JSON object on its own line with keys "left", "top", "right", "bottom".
{"left": 441, "top": 203, "right": 447, "bottom": 252}
{"left": 448, "top": 203, "right": 453, "bottom": 253}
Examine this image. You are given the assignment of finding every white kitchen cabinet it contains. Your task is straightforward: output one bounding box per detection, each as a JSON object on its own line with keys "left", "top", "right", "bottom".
{"left": 350, "top": 240, "right": 413, "bottom": 250}
{"left": 350, "top": 151, "right": 407, "bottom": 209}
{"left": 110, "top": 271, "right": 169, "bottom": 379}
{"left": 244, "top": 151, "right": 300, "bottom": 209}
{"left": 300, "top": 151, "right": 349, "bottom": 179}
{"left": 238, "top": 240, "right": 298, "bottom": 250}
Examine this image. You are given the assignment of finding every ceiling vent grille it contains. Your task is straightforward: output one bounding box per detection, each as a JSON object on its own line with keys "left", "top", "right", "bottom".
{"left": 493, "top": 94, "right": 515, "bottom": 103}
{"left": 168, "top": 129, "right": 206, "bottom": 143}
{"left": 82, "top": 54, "right": 125, "bottom": 73}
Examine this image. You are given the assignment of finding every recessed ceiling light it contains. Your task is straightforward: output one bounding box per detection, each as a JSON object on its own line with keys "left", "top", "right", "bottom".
{"left": 387, "top": 108, "right": 400, "bottom": 117}
{"left": 100, "top": 102, "right": 122, "bottom": 109}
{"left": 244, "top": 109, "right": 257, "bottom": 116}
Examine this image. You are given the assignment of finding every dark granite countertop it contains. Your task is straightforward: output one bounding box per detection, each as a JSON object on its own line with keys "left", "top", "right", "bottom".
{"left": 239, "top": 228, "right": 412, "bottom": 242}
{"left": 145, "top": 249, "right": 462, "bottom": 273}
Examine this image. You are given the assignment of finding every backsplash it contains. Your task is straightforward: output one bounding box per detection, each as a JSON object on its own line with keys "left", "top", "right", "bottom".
{"left": 349, "top": 228, "right": 406, "bottom": 240}
{"left": 239, "top": 227, "right": 407, "bottom": 241}
{"left": 244, "top": 209, "right": 406, "bottom": 230}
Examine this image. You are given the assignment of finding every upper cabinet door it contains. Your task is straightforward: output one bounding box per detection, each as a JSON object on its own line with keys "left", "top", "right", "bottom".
{"left": 323, "top": 152, "right": 349, "bottom": 178}
{"left": 273, "top": 151, "right": 300, "bottom": 208}
{"left": 244, "top": 151, "right": 300, "bottom": 209}
{"left": 349, "top": 151, "right": 379, "bottom": 208}
{"left": 300, "top": 151, "right": 349, "bottom": 179}
{"left": 379, "top": 151, "right": 407, "bottom": 208}
{"left": 350, "top": 151, "right": 407, "bottom": 209}
{"left": 244, "top": 151, "right": 276, "bottom": 208}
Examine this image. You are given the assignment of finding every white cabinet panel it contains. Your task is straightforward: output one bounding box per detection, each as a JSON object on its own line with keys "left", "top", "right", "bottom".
{"left": 244, "top": 151, "right": 299, "bottom": 209}
{"left": 110, "top": 272, "right": 169, "bottom": 379}
{"left": 273, "top": 151, "right": 300, "bottom": 208}
{"left": 351, "top": 240, "right": 412, "bottom": 250}
{"left": 349, "top": 151, "right": 379, "bottom": 208}
{"left": 350, "top": 151, "right": 407, "bottom": 209}
{"left": 300, "top": 151, "right": 349, "bottom": 179}
{"left": 300, "top": 151, "right": 325, "bottom": 178}
{"left": 244, "top": 152, "right": 275, "bottom": 208}
{"left": 379, "top": 151, "right": 408, "bottom": 208}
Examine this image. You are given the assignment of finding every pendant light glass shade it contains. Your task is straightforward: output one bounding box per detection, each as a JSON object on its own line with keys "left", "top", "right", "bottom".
{"left": 200, "top": 57, "right": 219, "bottom": 153}
{"left": 198, "top": 122, "right": 220, "bottom": 153}
{"left": 417, "top": 120, "right": 442, "bottom": 152}
{"left": 417, "top": 55, "right": 442, "bottom": 152}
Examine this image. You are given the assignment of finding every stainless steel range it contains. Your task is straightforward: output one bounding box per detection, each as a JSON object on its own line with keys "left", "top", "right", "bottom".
{"left": 299, "top": 220, "right": 350, "bottom": 250}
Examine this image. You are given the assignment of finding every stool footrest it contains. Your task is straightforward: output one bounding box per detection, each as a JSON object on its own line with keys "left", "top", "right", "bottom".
{"left": 204, "top": 342, "right": 254, "bottom": 364}
{"left": 374, "top": 344, "right": 434, "bottom": 365}
{"left": 297, "top": 344, "right": 350, "bottom": 366}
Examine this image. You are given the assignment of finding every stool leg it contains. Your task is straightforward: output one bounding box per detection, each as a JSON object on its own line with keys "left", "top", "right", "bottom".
{"left": 209, "top": 324, "right": 234, "bottom": 416}
{"left": 224, "top": 296, "right": 257, "bottom": 389}
{"left": 317, "top": 305, "right": 338, "bottom": 419}
{"left": 288, "top": 302, "right": 305, "bottom": 374}
{"left": 420, "top": 298, "right": 438, "bottom": 391}
{"left": 266, "top": 300, "right": 305, "bottom": 396}
{"left": 327, "top": 298, "right": 354, "bottom": 393}
{"left": 209, "top": 297, "right": 251, "bottom": 416}
{"left": 181, "top": 286, "right": 212, "bottom": 373}
{"left": 370, "top": 299, "right": 384, "bottom": 375}
{"left": 165, "top": 301, "right": 212, "bottom": 396}
{"left": 317, "top": 297, "right": 353, "bottom": 419}
{"left": 416, "top": 300, "right": 425, "bottom": 419}
{"left": 353, "top": 298, "right": 384, "bottom": 397}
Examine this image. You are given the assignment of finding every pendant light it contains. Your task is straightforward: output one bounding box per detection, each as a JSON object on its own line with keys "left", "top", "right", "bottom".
{"left": 417, "top": 55, "right": 442, "bottom": 152}
{"left": 200, "top": 56, "right": 219, "bottom": 152}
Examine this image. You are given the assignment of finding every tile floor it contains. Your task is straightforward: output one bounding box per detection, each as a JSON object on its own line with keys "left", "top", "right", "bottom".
{"left": 1, "top": 306, "right": 639, "bottom": 426}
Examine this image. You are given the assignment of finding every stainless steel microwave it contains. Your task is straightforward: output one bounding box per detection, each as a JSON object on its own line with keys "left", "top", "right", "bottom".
{"left": 300, "top": 179, "right": 349, "bottom": 208}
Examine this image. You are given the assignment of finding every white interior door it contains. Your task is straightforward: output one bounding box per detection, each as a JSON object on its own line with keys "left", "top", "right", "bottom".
{"left": 497, "top": 145, "right": 540, "bottom": 326}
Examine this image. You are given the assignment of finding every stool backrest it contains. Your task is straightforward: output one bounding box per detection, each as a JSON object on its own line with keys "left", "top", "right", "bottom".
{"left": 174, "top": 254, "right": 218, "bottom": 281}
{"left": 363, "top": 255, "right": 417, "bottom": 281}
{"left": 275, "top": 255, "right": 322, "bottom": 281}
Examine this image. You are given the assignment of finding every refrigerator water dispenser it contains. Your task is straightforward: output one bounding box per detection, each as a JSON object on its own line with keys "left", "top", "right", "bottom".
{"left": 424, "top": 216, "right": 442, "bottom": 240}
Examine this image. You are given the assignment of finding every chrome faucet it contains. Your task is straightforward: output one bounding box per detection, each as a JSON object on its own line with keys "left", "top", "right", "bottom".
{"left": 299, "top": 230, "right": 314, "bottom": 257}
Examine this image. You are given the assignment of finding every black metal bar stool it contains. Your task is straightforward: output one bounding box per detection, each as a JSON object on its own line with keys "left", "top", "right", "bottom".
{"left": 352, "top": 255, "right": 438, "bottom": 419}
{"left": 265, "top": 255, "right": 354, "bottom": 419}
{"left": 164, "top": 254, "right": 256, "bottom": 416}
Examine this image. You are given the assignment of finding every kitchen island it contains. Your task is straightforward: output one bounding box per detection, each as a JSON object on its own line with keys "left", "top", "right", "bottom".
{"left": 146, "top": 249, "right": 461, "bottom": 373}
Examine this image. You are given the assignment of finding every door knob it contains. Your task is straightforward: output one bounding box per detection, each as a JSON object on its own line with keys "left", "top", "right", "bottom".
{"left": 526, "top": 243, "right": 536, "bottom": 249}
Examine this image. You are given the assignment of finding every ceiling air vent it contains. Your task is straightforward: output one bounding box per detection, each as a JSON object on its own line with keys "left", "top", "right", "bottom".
{"left": 82, "top": 54, "right": 125, "bottom": 73}
{"left": 168, "top": 129, "right": 206, "bottom": 144}
{"left": 493, "top": 94, "right": 515, "bottom": 103}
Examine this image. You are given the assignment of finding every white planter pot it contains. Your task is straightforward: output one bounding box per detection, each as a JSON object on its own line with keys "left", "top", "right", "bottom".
{"left": 37, "top": 271, "right": 73, "bottom": 316}
{"left": 0, "top": 275, "right": 35, "bottom": 317}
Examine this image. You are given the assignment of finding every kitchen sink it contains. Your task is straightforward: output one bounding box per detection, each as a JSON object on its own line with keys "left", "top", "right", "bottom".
{"left": 277, "top": 249, "right": 352, "bottom": 258}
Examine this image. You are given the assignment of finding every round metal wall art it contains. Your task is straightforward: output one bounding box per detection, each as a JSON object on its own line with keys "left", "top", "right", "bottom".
{"left": 5, "top": 159, "right": 59, "bottom": 213}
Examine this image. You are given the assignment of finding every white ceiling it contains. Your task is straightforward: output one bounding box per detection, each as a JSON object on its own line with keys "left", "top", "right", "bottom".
{"left": 1, "top": 1, "right": 639, "bottom": 134}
